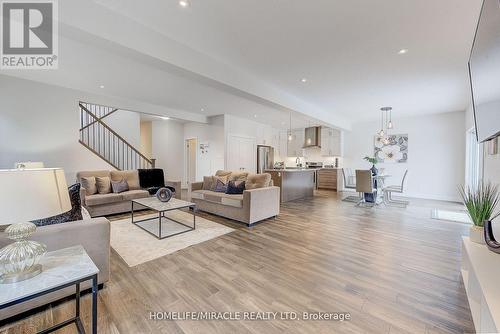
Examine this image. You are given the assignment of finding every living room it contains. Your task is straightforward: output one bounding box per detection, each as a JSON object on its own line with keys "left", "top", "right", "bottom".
{"left": 1, "top": 1, "right": 500, "bottom": 333}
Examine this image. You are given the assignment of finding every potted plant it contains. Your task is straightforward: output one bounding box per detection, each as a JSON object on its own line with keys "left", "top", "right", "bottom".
{"left": 459, "top": 183, "right": 500, "bottom": 244}
{"left": 364, "top": 156, "right": 379, "bottom": 175}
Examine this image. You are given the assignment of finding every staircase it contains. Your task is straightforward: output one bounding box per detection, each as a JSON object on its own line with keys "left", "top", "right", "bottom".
{"left": 79, "top": 102, "right": 154, "bottom": 170}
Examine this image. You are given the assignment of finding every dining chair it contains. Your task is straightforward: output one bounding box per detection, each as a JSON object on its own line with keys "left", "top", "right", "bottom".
{"left": 342, "top": 168, "right": 362, "bottom": 202}
{"left": 383, "top": 169, "right": 409, "bottom": 207}
{"left": 355, "top": 170, "right": 377, "bottom": 207}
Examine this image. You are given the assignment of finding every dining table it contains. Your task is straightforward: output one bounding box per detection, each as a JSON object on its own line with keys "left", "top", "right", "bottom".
{"left": 373, "top": 174, "right": 392, "bottom": 203}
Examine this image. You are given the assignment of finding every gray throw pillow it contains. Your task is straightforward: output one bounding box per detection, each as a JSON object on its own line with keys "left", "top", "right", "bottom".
{"left": 226, "top": 180, "right": 245, "bottom": 195}
{"left": 245, "top": 173, "right": 272, "bottom": 190}
{"left": 81, "top": 176, "right": 97, "bottom": 195}
{"left": 111, "top": 179, "right": 129, "bottom": 193}
{"left": 96, "top": 176, "right": 111, "bottom": 194}
{"left": 202, "top": 176, "right": 214, "bottom": 191}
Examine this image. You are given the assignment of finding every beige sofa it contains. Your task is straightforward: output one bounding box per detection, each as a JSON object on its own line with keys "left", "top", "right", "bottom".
{"left": 0, "top": 217, "right": 110, "bottom": 320}
{"left": 77, "top": 170, "right": 181, "bottom": 217}
{"left": 190, "top": 171, "right": 280, "bottom": 226}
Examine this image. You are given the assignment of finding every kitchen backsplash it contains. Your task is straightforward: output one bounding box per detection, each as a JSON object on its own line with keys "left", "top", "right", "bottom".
{"left": 282, "top": 147, "right": 343, "bottom": 168}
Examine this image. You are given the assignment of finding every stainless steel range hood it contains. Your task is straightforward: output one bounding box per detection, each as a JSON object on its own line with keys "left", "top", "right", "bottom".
{"left": 303, "top": 126, "right": 321, "bottom": 148}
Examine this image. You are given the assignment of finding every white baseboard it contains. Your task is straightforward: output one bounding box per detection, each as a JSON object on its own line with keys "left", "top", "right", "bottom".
{"left": 338, "top": 188, "right": 460, "bottom": 203}
{"left": 401, "top": 192, "right": 461, "bottom": 203}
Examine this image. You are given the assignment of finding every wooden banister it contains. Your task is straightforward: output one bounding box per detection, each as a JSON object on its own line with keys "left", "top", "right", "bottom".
{"left": 80, "top": 108, "right": 118, "bottom": 132}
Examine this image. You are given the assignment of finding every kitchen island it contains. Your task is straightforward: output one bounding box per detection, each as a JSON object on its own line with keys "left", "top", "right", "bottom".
{"left": 265, "top": 169, "right": 316, "bottom": 202}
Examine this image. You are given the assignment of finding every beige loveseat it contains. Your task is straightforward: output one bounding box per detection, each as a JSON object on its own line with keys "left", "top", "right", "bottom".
{"left": 190, "top": 171, "right": 280, "bottom": 226}
{"left": 0, "top": 217, "right": 110, "bottom": 320}
{"left": 77, "top": 169, "right": 180, "bottom": 217}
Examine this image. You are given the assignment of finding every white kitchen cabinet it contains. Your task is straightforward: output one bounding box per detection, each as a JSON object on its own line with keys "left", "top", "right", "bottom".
{"left": 275, "top": 131, "right": 288, "bottom": 160}
{"left": 321, "top": 127, "right": 342, "bottom": 157}
{"left": 287, "top": 129, "right": 305, "bottom": 157}
{"left": 227, "top": 134, "right": 256, "bottom": 173}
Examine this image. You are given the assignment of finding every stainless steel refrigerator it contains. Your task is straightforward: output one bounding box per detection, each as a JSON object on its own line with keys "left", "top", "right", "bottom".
{"left": 257, "top": 145, "right": 274, "bottom": 174}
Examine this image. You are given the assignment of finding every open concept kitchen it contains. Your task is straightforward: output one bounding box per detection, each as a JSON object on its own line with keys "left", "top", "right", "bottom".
{"left": 258, "top": 126, "right": 343, "bottom": 202}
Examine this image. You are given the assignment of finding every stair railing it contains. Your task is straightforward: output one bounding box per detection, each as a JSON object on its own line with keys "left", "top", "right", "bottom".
{"left": 78, "top": 103, "right": 154, "bottom": 170}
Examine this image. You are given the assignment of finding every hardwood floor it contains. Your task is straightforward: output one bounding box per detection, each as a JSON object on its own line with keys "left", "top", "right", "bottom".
{"left": 0, "top": 191, "right": 474, "bottom": 333}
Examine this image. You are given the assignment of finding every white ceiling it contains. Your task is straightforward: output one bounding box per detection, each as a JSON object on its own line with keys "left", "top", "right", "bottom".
{"left": 3, "top": 0, "right": 483, "bottom": 128}
{"left": 96, "top": 0, "right": 482, "bottom": 120}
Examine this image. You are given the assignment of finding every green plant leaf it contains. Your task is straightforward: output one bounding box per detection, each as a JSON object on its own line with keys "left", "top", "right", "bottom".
{"left": 459, "top": 182, "right": 500, "bottom": 227}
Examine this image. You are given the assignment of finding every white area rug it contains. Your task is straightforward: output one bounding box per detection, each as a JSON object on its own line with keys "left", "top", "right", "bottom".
{"left": 110, "top": 211, "right": 234, "bottom": 267}
{"left": 431, "top": 209, "right": 472, "bottom": 224}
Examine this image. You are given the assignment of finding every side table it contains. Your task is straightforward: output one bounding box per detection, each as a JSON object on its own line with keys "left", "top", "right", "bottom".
{"left": 0, "top": 245, "right": 99, "bottom": 334}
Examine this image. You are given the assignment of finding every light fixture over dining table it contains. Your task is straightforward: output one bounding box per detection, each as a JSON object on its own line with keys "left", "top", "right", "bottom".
{"left": 378, "top": 107, "right": 394, "bottom": 144}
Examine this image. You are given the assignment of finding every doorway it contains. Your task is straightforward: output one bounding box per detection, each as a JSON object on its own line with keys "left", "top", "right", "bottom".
{"left": 465, "top": 128, "right": 482, "bottom": 189}
{"left": 185, "top": 138, "right": 197, "bottom": 190}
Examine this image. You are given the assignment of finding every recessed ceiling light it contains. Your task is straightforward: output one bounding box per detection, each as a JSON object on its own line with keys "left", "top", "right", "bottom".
{"left": 99, "top": 85, "right": 104, "bottom": 89}
{"left": 301, "top": 78, "right": 307, "bottom": 83}
{"left": 254, "top": 114, "right": 258, "bottom": 118}
{"left": 201, "top": 108, "right": 205, "bottom": 112}
{"left": 398, "top": 49, "right": 408, "bottom": 54}
{"left": 179, "top": 0, "right": 189, "bottom": 7}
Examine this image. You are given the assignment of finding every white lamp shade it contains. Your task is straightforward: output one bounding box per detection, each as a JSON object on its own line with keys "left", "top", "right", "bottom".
{"left": 0, "top": 168, "right": 71, "bottom": 224}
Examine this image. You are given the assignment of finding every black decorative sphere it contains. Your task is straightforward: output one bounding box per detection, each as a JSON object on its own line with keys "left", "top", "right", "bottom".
{"left": 156, "top": 187, "right": 172, "bottom": 202}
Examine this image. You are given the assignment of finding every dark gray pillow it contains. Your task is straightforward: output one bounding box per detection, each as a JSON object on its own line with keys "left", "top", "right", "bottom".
{"left": 226, "top": 180, "right": 245, "bottom": 195}
{"left": 111, "top": 179, "right": 129, "bottom": 193}
{"left": 31, "top": 184, "right": 83, "bottom": 226}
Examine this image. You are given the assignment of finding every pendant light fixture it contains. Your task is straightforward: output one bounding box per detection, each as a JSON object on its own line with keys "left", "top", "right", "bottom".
{"left": 388, "top": 107, "right": 394, "bottom": 129}
{"left": 378, "top": 107, "right": 394, "bottom": 144}
{"left": 288, "top": 111, "right": 293, "bottom": 141}
{"left": 379, "top": 110, "right": 385, "bottom": 137}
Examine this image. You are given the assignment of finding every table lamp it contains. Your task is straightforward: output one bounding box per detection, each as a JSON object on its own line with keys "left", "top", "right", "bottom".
{"left": 0, "top": 168, "right": 71, "bottom": 283}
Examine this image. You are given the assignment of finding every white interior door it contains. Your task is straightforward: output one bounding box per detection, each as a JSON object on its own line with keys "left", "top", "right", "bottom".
{"left": 227, "top": 135, "right": 256, "bottom": 173}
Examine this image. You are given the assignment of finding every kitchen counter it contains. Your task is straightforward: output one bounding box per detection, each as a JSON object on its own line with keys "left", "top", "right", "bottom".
{"left": 265, "top": 169, "right": 315, "bottom": 202}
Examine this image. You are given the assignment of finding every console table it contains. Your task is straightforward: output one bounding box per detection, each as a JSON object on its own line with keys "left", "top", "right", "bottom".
{"left": 0, "top": 245, "right": 99, "bottom": 334}
{"left": 461, "top": 236, "right": 500, "bottom": 333}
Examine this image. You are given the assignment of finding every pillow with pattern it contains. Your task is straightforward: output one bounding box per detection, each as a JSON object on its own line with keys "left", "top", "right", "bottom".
{"left": 213, "top": 178, "right": 228, "bottom": 193}
{"left": 226, "top": 180, "right": 245, "bottom": 195}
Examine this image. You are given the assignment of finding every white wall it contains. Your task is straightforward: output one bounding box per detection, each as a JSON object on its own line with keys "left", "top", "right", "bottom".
{"left": 104, "top": 109, "right": 141, "bottom": 149}
{"left": 344, "top": 111, "right": 465, "bottom": 202}
{"left": 0, "top": 76, "right": 113, "bottom": 183}
{"left": 151, "top": 120, "right": 184, "bottom": 182}
{"left": 183, "top": 115, "right": 225, "bottom": 185}
{"left": 140, "top": 121, "right": 152, "bottom": 159}
{"left": 465, "top": 104, "right": 475, "bottom": 131}
{"left": 0, "top": 75, "right": 191, "bottom": 183}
